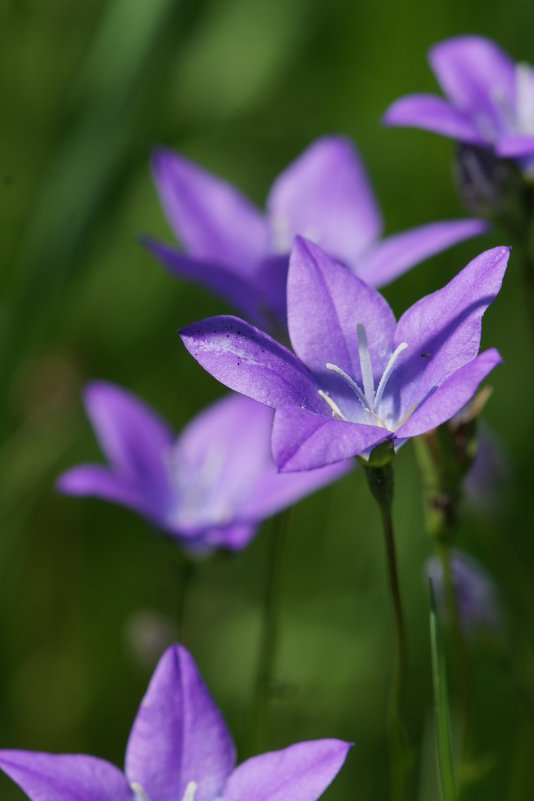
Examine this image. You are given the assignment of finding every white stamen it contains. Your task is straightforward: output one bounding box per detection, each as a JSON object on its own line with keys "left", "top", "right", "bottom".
{"left": 182, "top": 781, "right": 198, "bottom": 801}
{"left": 374, "top": 342, "right": 408, "bottom": 410}
{"left": 131, "top": 783, "right": 151, "bottom": 801}
{"left": 356, "top": 323, "right": 375, "bottom": 408}
{"left": 326, "top": 362, "right": 370, "bottom": 412}
{"left": 516, "top": 62, "right": 534, "bottom": 134}
{"left": 318, "top": 390, "right": 348, "bottom": 421}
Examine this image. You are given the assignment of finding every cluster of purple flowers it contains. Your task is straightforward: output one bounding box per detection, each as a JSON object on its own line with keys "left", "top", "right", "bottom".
{"left": 2, "top": 32, "right": 517, "bottom": 801}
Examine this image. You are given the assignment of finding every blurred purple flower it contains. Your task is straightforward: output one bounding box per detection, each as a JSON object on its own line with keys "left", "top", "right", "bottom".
{"left": 427, "top": 549, "right": 503, "bottom": 635}
{"left": 463, "top": 424, "right": 511, "bottom": 516}
{"left": 144, "top": 136, "right": 486, "bottom": 330}
{"left": 57, "top": 383, "right": 351, "bottom": 553}
{"left": 385, "top": 36, "right": 534, "bottom": 165}
{"left": 0, "top": 644, "right": 351, "bottom": 801}
{"left": 179, "top": 238, "right": 508, "bottom": 472}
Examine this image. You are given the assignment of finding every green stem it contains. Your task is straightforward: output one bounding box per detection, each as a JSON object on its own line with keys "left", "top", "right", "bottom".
{"left": 250, "top": 510, "right": 289, "bottom": 752}
{"left": 364, "top": 463, "right": 411, "bottom": 801}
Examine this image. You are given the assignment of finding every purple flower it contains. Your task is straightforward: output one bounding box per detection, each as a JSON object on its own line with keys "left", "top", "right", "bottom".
{"left": 427, "top": 550, "right": 503, "bottom": 635}
{"left": 385, "top": 36, "right": 534, "bottom": 164}
{"left": 144, "top": 136, "right": 486, "bottom": 330}
{"left": 57, "top": 384, "right": 351, "bottom": 552}
{"left": 179, "top": 238, "right": 508, "bottom": 472}
{"left": 0, "top": 644, "right": 351, "bottom": 801}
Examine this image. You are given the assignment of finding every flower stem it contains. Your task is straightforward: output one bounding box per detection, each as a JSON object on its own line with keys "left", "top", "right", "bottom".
{"left": 250, "top": 509, "right": 289, "bottom": 752}
{"left": 364, "top": 463, "right": 411, "bottom": 801}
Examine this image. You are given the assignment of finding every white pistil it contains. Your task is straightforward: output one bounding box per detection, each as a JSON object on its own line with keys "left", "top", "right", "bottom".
{"left": 326, "top": 362, "right": 370, "bottom": 411}
{"left": 131, "top": 784, "right": 151, "bottom": 801}
{"left": 320, "top": 323, "right": 409, "bottom": 428}
{"left": 374, "top": 342, "right": 408, "bottom": 410}
{"left": 317, "top": 390, "right": 347, "bottom": 421}
{"left": 516, "top": 62, "right": 534, "bottom": 134}
{"left": 356, "top": 323, "right": 375, "bottom": 408}
{"left": 182, "top": 781, "right": 198, "bottom": 801}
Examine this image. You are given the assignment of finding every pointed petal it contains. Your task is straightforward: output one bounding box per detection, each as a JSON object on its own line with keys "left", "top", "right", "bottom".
{"left": 391, "top": 246, "right": 509, "bottom": 419}
{"left": 0, "top": 751, "right": 131, "bottom": 801}
{"left": 125, "top": 645, "right": 235, "bottom": 801}
{"left": 357, "top": 219, "right": 487, "bottom": 288}
{"left": 267, "top": 136, "right": 382, "bottom": 261}
{"left": 429, "top": 36, "right": 515, "bottom": 120}
{"left": 495, "top": 134, "right": 534, "bottom": 157}
{"left": 179, "top": 316, "right": 322, "bottom": 412}
{"left": 384, "top": 94, "right": 484, "bottom": 143}
{"left": 288, "top": 237, "right": 396, "bottom": 386}
{"left": 239, "top": 457, "right": 353, "bottom": 518}
{"left": 83, "top": 382, "right": 174, "bottom": 492}
{"left": 57, "top": 465, "right": 163, "bottom": 523}
{"left": 272, "top": 407, "right": 390, "bottom": 471}
{"left": 143, "top": 237, "right": 272, "bottom": 328}
{"left": 151, "top": 148, "right": 268, "bottom": 269}
{"left": 396, "top": 349, "right": 501, "bottom": 438}
{"left": 221, "top": 740, "right": 351, "bottom": 801}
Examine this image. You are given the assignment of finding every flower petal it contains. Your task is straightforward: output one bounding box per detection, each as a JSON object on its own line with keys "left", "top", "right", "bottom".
{"left": 272, "top": 407, "right": 390, "bottom": 471}
{"left": 0, "top": 751, "right": 131, "bottom": 801}
{"left": 429, "top": 36, "right": 515, "bottom": 121}
{"left": 125, "top": 645, "right": 235, "bottom": 801}
{"left": 142, "top": 237, "right": 273, "bottom": 329}
{"left": 179, "top": 316, "right": 322, "bottom": 412}
{"left": 83, "top": 382, "right": 174, "bottom": 492}
{"left": 495, "top": 134, "right": 534, "bottom": 157}
{"left": 384, "top": 94, "right": 484, "bottom": 143}
{"left": 391, "top": 246, "right": 509, "bottom": 419}
{"left": 151, "top": 148, "right": 268, "bottom": 269}
{"left": 267, "top": 136, "right": 382, "bottom": 263}
{"left": 194, "top": 522, "right": 259, "bottom": 553}
{"left": 56, "top": 465, "right": 163, "bottom": 524}
{"left": 221, "top": 740, "right": 351, "bottom": 801}
{"left": 395, "top": 349, "right": 501, "bottom": 438}
{"left": 357, "top": 219, "right": 487, "bottom": 288}
{"left": 288, "top": 237, "right": 396, "bottom": 386}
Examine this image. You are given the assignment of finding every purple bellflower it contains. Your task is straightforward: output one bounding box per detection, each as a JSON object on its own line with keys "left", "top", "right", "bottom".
{"left": 145, "top": 136, "right": 486, "bottom": 330}
{"left": 179, "top": 238, "right": 508, "bottom": 472}
{"left": 385, "top": 36, "right": 534, "bottom": 165}
{"left": 0, "top": 643, "right": 351, "bottom": 801}
{"left": 57, "top": 383, "right": 351, "bottom": 552}
{"left": 427, "top": 549, "right": 503, "bottom": 635}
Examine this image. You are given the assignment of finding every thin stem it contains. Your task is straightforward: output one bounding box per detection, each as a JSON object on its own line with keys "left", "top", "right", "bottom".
{"left": 173, "top": 550, "right": 195, "bottom": 644}
{"left": 364, "top": 464, "right": 411, "bottom": 801}
{"left": 250, "top": 509, "right": 289, "bottom": 752}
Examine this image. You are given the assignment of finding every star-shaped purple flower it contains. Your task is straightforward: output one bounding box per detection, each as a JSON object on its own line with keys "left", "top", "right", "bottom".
{"left": 385, "top": 36, "right": 534, "bottom": 163}
{"left": 144, "top": 136, "right": 486, "bottom": 330}
{"left": 0, "top": 644, "right": 351, "bottom": 801}
{"left": 57, "top": 384, "right": 350, "bottom": 551}
{"left": 180, "top": 238, "right": 508, "bottom": 471}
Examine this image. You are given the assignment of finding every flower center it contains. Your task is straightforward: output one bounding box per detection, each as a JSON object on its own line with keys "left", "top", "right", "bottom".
{"left": 319, "top": 323, "right": 407, "bottom": 429}
{"left": 130, "top": 780, "right": 198, "bottom": 801}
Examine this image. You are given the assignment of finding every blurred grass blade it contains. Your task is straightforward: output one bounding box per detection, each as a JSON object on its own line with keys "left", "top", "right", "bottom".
{"left": 429, "top": 579, "right": 457, "bottom": 801}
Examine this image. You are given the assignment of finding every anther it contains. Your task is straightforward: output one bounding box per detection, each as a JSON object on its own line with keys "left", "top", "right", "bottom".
{"left": 318, "top": 390, "right": 348, "bottom": 421}
{"left": 131, "top": 784, "right": 151, "bottom": 801}
{"left": 183, "top": 781, "right": 198, "bottom": 801}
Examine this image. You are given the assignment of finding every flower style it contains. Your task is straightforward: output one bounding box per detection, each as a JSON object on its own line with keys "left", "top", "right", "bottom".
{"left": 0, "top": 644, "right": 351, "bottom": 801}
{"left": 180, "top": 238, "right": 508, "bottom": 472}
{"left": 427, "top": 550, "right": 503, "bottom": 635}
{"left": 57, "top": 383, "right": 350, "bottom": 552}
{"left": 385, "top": 36, "right": 534, "bottom": 163}
{"left": 145, "top": 136, "right": 485, "bottom": 330}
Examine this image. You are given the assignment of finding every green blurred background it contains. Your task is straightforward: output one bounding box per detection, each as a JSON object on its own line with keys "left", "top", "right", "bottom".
{"left": 1, "top": 1, "right": 534, "bottom": 799}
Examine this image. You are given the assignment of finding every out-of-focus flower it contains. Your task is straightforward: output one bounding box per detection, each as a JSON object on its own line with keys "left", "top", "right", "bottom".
{"left": 427, "top": 549, "right": 503, "bottom": 635}
{"left": 179, "top": 238, "right": 508, "bottom": 472}
{"left": 57, "top": 383, "right": 351, "bottom": 552}
{"left": 463, "top": 424, "right": 511, "bottom": 516}
{"left": 0, "top": 644, "right": 351, "bottom": 801}
{"left": 385, "top": 36, "right": 534, "bottom": 167}
{"left": 144, "top": 136, "right": 486, "bottom": 331}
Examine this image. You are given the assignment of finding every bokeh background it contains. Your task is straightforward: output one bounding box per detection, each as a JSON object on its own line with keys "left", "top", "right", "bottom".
{"left": 1, "top": 1, "right": 534, "bottom": 799}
